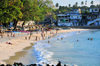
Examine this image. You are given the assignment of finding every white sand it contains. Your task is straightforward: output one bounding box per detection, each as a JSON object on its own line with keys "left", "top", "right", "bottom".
{"left": 0, "top": 29, "right": 89, "bottom": 64}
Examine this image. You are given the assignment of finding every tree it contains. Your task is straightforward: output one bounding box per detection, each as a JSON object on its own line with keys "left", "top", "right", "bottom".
{"left": 81, "top": 1, "right": 84, "bottom": 6}
{"left": 21, "top": 0, "right": 34, "bottom": 29}
{"left": 9, "top": 0, "right": 23, "bottom": 30}
{"left": 21, "top": 0, "right": 53, "bottom": 27}
{"left": 69, "top": 4, "right": 71, "bottom": 7}
{"left": 0, "top": 0, "right": 53, "bottom": 29}
{"left": 56, "top": 3, "right": 59, "bottom": 7}
{"left": 85, "top": 0, "right": 87, "bottom": 5}
{"left": 91, "top": 0, "right": 94, "bottom": 5}
{"left": 75, "top": 2, "right": 78, "bottom": 7}
{"left": 0, "top": 0, "right": 23, "bottom": 29}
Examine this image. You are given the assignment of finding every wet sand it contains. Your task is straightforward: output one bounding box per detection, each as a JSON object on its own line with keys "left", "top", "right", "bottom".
{"left": 3, "top": 43, "right": 34, "bottom": 65}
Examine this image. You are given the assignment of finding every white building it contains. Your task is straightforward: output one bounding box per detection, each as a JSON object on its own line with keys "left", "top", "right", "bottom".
{"left": 57, "top": 9, "right": 82, "bottom": 26}
{"left": 89, "top": 8, "right": 100, "bottom": 13}
{"left": 66, "top": 9, "right": 82, "bottom": 26}
{"left": 57, "top": 14, "right": 71, "bottom": 26}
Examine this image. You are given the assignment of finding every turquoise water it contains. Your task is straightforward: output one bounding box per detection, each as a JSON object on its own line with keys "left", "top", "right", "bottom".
{"left": 17, "top": 30, "right": 100, "bottom": 66}
{"left": 33, "top": 30, "right": 100, "bottom": 66}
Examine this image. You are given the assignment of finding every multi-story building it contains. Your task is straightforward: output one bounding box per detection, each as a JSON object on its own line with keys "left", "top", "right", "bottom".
{"left": 57, "top": 14, "right": 70, "bottom": 26}
{"left": 57, "top": 9, "right": 82, "bottom": 26}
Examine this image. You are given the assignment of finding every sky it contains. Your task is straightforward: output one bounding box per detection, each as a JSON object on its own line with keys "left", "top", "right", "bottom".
{"left": 52, "top": 0, "right": 100, "bottom": 7}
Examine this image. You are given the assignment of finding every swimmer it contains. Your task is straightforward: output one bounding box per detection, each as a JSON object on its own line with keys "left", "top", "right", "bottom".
{"left": 57, "top": 38, "right": 59, "bottom": 40}
{"left": 88, "top": 38, "right": 90, "bottom": 40}
{"left": 90, "top": 38, "right": 93, "bottom": 40}
{"left": 61, "top": 38, "right": 63, "bottom": 40}
{"left": 48, "top": 40, "right": 50, "bottom": 43}
{"left": 77, "top": 40, "right": 79, "bottom": 42}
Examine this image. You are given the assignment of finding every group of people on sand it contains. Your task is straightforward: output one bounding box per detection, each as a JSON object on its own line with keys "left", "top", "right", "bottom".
{"left": 35, "top": 28, "right": 58, "bottom": 41}
{"left": 0, "top": 32, "right": 16, "bottom": 45}
{"left": 7, "top": 32, "right": 15, "bottom": 37}
{"left": 0, "top": 31, "right": 16, "bottom": 38}
{"left": 25, "top": 32, "right": 33, "bottom": 40}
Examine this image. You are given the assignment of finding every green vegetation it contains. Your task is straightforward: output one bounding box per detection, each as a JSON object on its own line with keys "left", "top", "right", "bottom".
{"left": 0, "top": 0, "right": 54, "bottom": 30}
{"left": 55, "top": 0, "right": 99, "bottom": 14}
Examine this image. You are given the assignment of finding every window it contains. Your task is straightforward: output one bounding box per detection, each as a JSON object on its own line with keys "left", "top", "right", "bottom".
{"left": 95, "top": 9, "right": 98, "bottom": 11}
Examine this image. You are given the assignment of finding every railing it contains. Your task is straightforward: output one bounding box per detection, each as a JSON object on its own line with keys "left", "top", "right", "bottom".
{"left": 87, "top": 17, "right": 100, "bottom": 25}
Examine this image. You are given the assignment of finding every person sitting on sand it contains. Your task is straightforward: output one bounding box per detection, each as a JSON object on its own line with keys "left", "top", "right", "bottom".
{"left": 6, "top": 42, "right": 12, "bottom": 45}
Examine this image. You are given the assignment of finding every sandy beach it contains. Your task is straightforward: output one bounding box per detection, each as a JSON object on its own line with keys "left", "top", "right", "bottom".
{"left": 0, "top": 29, "right": 89, "bottom": 64}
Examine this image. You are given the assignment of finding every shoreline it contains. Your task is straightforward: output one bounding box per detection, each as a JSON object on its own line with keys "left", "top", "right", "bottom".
{"left": 0, "top": 29, "right": 89, "bottom": 64}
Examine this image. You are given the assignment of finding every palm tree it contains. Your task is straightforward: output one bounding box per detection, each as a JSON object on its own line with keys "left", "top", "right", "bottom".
{"left": 68, "top": 4, "right": 71, "bottom": 7}
{"left": 91, "top": 0, "right": 94, "bottom": 5}
{"left": 85, "top": 0, "right": 87, "bottom": 5}
{"left": 75, "top": 2, "right": 78, "bottom": 7}
{"left": 56, "top": 3, "right": 59, "bottom": 7}
{"left": 81, "top": 1, "right": 84, "bottom": 6}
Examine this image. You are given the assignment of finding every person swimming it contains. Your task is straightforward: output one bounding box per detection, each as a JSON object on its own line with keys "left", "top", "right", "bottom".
{"left": 57, "top": 38, "right": 59, "bottom": 40}
{"left": 90, "top": 38, "right": 93, "bottom": 40}
{"left": 77, "top": 40, "right": 79, "bottom": 42}
{"left": 61, "top": 37, "right": 63, "bottom": 40}
{"left": 88, "top": 38, "right": 93, "bottom": 40}
{"left": 48, "top": 40, "right": 50, "bottom": 43}
{"left": 88, "top": 38, "right": 90, "bottom": 40}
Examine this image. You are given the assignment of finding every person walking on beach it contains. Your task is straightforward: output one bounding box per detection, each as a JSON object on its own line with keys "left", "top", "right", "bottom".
{"left": 29, "top": 36, "right": 31, "bottom": 40}
{"left": 56, "top": 29, "right": 58, "bottom": 34}
{"left": 13, "top": 33, "right": 15, "bottom": 37}
{"left": 41, "top": 28, "right": 45, "bottom": 40}
{"left": 35, "top": 36, "right": 38, "bottom": 41}
{"left": 25, "top": 37, "right": 27, "bottom": 40}
{"left": 41, "top": 32, "right": 44, "bottom": 40}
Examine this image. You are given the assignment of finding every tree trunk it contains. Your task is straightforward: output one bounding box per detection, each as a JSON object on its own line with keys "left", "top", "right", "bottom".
{"left": 22, "top": 21, "right": 25, "bottom": 30}
{"left": 13, "top": 19, "right": 18, "bottom": 30}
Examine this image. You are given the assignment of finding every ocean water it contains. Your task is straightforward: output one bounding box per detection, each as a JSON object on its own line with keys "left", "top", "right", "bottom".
{"left": 33, "top": 29, "right": 100, "bottom": 66}
{"left": 15, "top": 29, "right": 100, "bottom": 66}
